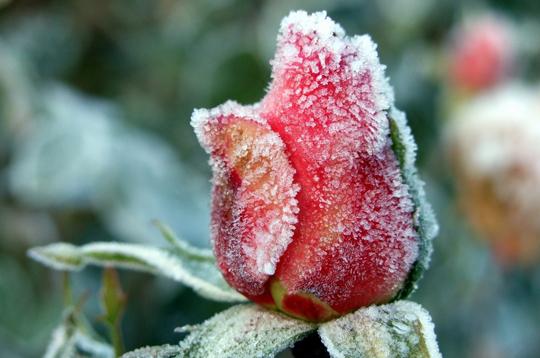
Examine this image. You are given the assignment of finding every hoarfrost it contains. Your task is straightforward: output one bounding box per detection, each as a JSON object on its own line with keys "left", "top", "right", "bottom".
{"left": 259, "top": 11, "right": 423, "bottom": 310}
{"left": 389, "top": 108, "right": 438, "bottom": 299}
{"left": 192, "top": 101, "right": 299, "bottom": 297}
{"left": 177, "top": 304, "right": 315, "bottom": 358}
{"left": 44, "top": 309, "right": 114, "bottom": 358}
{"left": 319, "top": 300, "right": 442, "bottom": 358}
{"left": 121, "top": 345, "right": 181, "bottom": 358}
{"left": 28, "top": 240, "right": 246, "bottom": 303}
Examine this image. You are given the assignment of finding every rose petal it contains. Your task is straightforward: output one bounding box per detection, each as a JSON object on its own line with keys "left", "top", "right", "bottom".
{"left": 260, "top": 11, "right": 418, "bottom": 313}
{"left": 192, "top": 101, "right": 299, "bottom": 298}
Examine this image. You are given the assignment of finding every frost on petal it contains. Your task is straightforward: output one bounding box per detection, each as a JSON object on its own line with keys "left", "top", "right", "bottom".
{"left": 262, "top": 10, "right": 393, "bottom": 156}
{"left": 192, "top": 101, "right": 299, "bottom": 298}
{"left": 259, "top": 11, "right": 419, "bottom": 313}
{"left": 177, "top": 304, "right": 315, "bottom": 358}
{"left": 319, "top": 300, "right": 441, "bottom": 358}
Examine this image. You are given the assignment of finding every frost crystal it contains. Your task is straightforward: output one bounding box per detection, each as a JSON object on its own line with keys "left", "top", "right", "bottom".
{"left": 319, "top": 300, "right": 441, "bottom": 358}
{"left": 177, "top": 304, "right": 315, "bottom": 358}
{"left": 29, "top": 240, "right": 246, "bottom": 302}
{"left": 263, "top": 11, "right": 421, "bottom": 311}
{"left": 192, "top": 101, "right": 300, "bottom": 296}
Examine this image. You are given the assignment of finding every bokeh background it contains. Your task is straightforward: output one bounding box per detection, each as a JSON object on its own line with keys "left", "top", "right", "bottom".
{"left": 1, "top": 0, "right": 540, "bottom": 357}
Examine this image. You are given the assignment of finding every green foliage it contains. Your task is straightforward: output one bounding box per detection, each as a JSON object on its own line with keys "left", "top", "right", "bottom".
{"left": 28, "top": 238, "right": 245, "bottom": 302}
{"left": 176, "top": 304, "right": 316, "bottom": 358}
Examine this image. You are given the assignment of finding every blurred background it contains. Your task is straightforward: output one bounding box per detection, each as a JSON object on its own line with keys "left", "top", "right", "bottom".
{"left": 1, "top": 0, "right": 540, "bottom": 357}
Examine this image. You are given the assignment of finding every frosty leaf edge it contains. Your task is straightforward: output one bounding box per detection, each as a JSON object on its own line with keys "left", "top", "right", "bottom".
{"left": 120, "top": 301, "right": 441, "bottom": 358}
{"left": 28, "top": 240, "right": 246, "bottom": 303}
{"left": 175, "top": 304, "right": 316, "bottom": 358}
{"left": 319, "top": 300, "right": 442, "bottom": 358}
{"left": 388, "top": 108, "right": 439, "bottom": 299}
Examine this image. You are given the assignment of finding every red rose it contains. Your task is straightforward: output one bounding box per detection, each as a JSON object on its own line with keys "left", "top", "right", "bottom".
{"left": 193, "top": 11, "right": 436, "bottom": 322}
{"left": 449, "top": 15, "right": 514, "bottom": 92}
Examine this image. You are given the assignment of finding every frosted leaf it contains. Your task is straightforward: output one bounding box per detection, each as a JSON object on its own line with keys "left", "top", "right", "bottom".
{"left": 121, "top": 345, "right": 181, "bottom": 358}
{"left": 388, "top": 108, "right": 438, "bottom": 298}
{"left": 44, "top": 309, "right": 113, "bottom": 358}
{"left": 319, "top": 301, "right": 441, "bottom": 358}
{"left": 155, "top": 220, "right": 215, "bottom": 260}
{"left": 177, "top": 304, "right": 316, "bottom": 358}
{"left": 28, "top": 241, "right": 246, "bottom": 303}
{"left": 192, "top": 101, "right": 299, "bottom": 297}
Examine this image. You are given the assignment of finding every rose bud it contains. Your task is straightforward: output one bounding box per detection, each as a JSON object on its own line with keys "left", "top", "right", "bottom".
{"left": 192, "top": 11, "right": 437, "bottom": 322}
{"left": 447, "top": 85, "right": 540, "bottom": 265}
{"left": 448, "top": 14, "right": 515, "bottom": 92}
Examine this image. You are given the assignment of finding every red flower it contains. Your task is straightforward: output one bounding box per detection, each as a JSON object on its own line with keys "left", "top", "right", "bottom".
{"left": 449, "top": 15, "right": 514, "bottom": 92}
{"left": 193, "top": 11, "right": 435, "bottom": 322}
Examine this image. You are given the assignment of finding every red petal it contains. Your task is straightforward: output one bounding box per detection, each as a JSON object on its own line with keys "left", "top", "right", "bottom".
{"left": 192, "top": 101, "right": 299, "bottom": 299}
{"left": 261, "top": 11, "right": 418, "bottom": 313}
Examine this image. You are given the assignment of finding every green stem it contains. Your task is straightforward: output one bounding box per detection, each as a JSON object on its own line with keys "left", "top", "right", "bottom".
{"left": 109, "top": 321, "right": 124, "bottom": 357}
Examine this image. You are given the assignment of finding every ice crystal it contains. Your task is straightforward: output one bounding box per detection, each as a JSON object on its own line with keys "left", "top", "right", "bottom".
{"left": 318, "top": 300, "right": 441, "bottom": 358}
{"left": 44, "top": 309, "right": 113, "bottom": 358}
{"left": 28, "top": 240, "right": 245, "bottom": 302}
{"left": 193, "top": 101, "right": 300, "bottom": 296}
{"left": 121, "top": 345, "right": 181, "bottom": 358}
{"left": 177, "top": 304, "right": 315, "bottom": 358}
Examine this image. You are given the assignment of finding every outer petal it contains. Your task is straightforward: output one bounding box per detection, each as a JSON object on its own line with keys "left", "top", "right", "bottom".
{"left": 261, "top": 11, "right": 419, "bottom": 315}
{"left": 192, "top": 101, "right": 299, "bottom": 301}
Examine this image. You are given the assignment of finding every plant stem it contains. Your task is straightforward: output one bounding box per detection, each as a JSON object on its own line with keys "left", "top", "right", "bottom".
{"left": 109, "top": 321, "right": 124, "bottom": 357}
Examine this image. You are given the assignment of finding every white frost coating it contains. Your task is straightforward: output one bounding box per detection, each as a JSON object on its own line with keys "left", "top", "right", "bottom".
{"left": 390, "top": 107, "right": 439, "bottom": 253}
{"left": 191, "top": 100, "right": 300, "bottom": 295}
{"left": 177, "top": 304, "right": 316, "bottom": 358}
{"left": 447, "top": 85, "right": 540, "bottom": 230}
{"left": 121, "top": 345, "right": 181, "bottom": 358}
{"left": 319, "top": 301, "right": 442, "bottom": 358}
{"left": 192, "top": 101, "right": 265, "bottom": 145}
{"left": 270, "top": 10, "right": 394, "bottom": 155}
{"left": 251, "top": 11, "right": 423, "bottom": 305}
{"left": 44, "top": 320, "right": 77, "bottom": 358}
{"left": 279, "top": 11, "right": 346, "bottom": 45}
{"left": 28, "top": 241, "right": 246, "bottom": 303}
{"left": 44, "top": 310, "right": 114, "bottom": 358}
